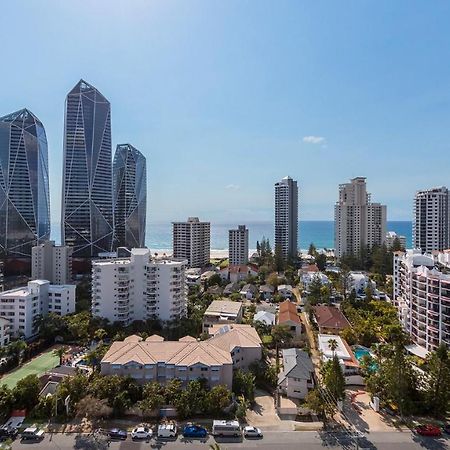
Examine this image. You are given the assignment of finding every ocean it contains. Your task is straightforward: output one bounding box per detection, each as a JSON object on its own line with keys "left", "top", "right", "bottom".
{"left": 51, "top": 220, "right": 412, "bottom": 251}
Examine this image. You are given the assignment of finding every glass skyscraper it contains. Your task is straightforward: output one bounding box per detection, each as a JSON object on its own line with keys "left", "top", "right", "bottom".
{"left": 113, "top": 144, "right": 147, "bottom": 249}
{"left": 61, "top": 80, "right": 113, "bottom": 257}
{"left": 0, "top": 109, "right": 50, "bottom": 257}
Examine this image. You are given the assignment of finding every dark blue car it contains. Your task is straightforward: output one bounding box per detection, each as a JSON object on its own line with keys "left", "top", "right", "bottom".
{"left": 182, "top": 424, "right": 207, "bottom": 438}
{"left": 108, "top": 428, "right": 127, "bottom": 440}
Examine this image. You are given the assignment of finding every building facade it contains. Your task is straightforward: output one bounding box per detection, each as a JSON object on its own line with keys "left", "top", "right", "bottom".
{"left": 0, "top": 280, "right": 75, "bottom": 339}
{"left": 0, "top": 317, "right": 10, "bottom": 347}
{"left": 274, "top": 176, "right": 298, "bottom": 261}
{"left": 413, "top": 187, "right": 449, "bottom": 253}
{"left": 385, "top": 231, "right": 407, "bottom": 250}
{"left": 393, "top": 250, "right": 450, "bottom": 352}
{"left": 172, "top": 217, "right": 210, "bottom": 268}
{"left": 61, "top": 80, "right": 113, "bottom": 257}
{"left": 228, "top": 225, "right": 249, "bottom": 266}
{"left": 92, "top": 248, "right": 187, "bottom": 325}
{"left": 32, "top": 240, "right": 72, "bottom": 284}
{"left": 113, "top": 144, "right": 147, "bottom": 249}
{"left": 334, "top": 177, "right": 386, "bottom": 259}
{"left": 0, "top": 109, "right": 50, "bottom": 257}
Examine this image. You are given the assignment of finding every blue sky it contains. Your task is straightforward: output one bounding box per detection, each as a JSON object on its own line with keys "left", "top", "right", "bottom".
{"left": 1, "top": 0, "right": 450, "bottom": 224}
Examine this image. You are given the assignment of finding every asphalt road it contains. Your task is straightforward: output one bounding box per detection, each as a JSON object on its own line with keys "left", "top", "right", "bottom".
{"left": 10, "top": 430, "right": 450, "bottom": 450}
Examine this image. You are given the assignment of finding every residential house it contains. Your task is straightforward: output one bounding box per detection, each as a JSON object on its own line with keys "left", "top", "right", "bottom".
{"left": 219, "top": 264, "right": 259, "bottom": 283}
{"left": 259, "top": 284, "right": 275, "bottom": 301}
{"left": 312, "top": 305, "right": 351, "bottom": 334}
{"left": 203, "top": 300, "right": 243, "bottom": 333}
{"left": 278, "top": 348, "right": 315, "bottom": 399}
{"left": 240, "top": 284, "right": 258, "bottom": 300}
{"left": 317, "top": 334, "right": 363, "bottom": 385}
{"left": 223, "top": 282, "right": 240, "bottom": 296}
{"left": 253, "top": 310, "right": 276, "bottom": 327}
{"left": 207, "top": 285, "right": 223, "bottom": 296}
{"left": 277, "top": 284, "right": 294, "bottom": 299}
{"left": 278, "top": 301, "right": 302, "bottom": 336}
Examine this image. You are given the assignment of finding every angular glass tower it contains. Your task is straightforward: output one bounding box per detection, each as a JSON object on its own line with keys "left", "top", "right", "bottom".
{"left": 0, "top": 109, "right": 50, "bottom": 257}
{"left": 113, "top": 144, "right": 147, "bottom": 249}
{"left": 61, "top": 80, "right": 113, "bottom": 257}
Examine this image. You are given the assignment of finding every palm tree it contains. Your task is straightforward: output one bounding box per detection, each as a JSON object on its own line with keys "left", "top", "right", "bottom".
{"left": 53, "top": 346, "right": 67, "bottom": 366}
{"left": 94, "top": 328, "right": 107, "bottom": 342}
{"left": 328, "top": 339, "right": 338, "bottom": 357}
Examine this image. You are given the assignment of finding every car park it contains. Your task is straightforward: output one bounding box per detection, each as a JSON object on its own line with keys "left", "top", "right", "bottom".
{"left": 0, "top": 427, "right": 18, "bottom": 441}
{"left": 157, "top": 423, "right": 177, "bottom": 438}
{"left": 415, "top": 425, "right": 442, "bottom": 437}
{"left": 243, "top": 426, "right": 263, "bottom": 438}
{"left": 108, "top": 428, "right": 127, "bottom": 440}
{"left": 182, "top": 424, "right": 207, "bottom": 438}
{"left": 20, "top": 427, "right": 45, "bottom": 441}
{"left": 131, "top": 426, "right": 152, "bottom": 440}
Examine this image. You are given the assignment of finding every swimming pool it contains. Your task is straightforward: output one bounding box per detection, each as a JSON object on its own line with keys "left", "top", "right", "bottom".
{"left": 353, "top": 346, "right": 378, "bottom": 371}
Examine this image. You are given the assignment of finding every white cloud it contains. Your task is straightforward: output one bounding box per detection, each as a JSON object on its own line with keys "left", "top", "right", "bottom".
{"left": 302, "top": 135, "right": 326, "bottom": 145}
{"left": 225, "top": 184, "right": 240, "bottom": 191}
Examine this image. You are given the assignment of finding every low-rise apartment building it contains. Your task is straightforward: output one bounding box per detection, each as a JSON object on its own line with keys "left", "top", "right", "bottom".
{"left": 101, "top": 325, "right": 262, "bottom": 387}
{"left": 0, "top": 280, "right": 75, "bottom": 339}
{"left": 203, "top": 300, "right": 243, "bottom": 333}
{"left": 92, "top": 248, "right": 188, "bottom": 325}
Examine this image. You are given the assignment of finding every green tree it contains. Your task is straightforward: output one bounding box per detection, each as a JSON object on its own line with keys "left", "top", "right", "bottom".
{"left": 207, "top": 385, "right": 232, "bottom": 415}
{"left": 56, "top": 373, "right": 89, "bottom": 413}
{"left": 274, "top": 244, "right": 285, "bottom": 272}
{"left": 305, "top": 387, "right": 336, "bottom": 421}
{"left": 232, "top": 370, "right": 255, "bottom": 402}
{"left": 308, "top": 275, "right": 323, "bottom": 305}
{"left": 0, "top": 385, "right": 14, "bottom": 421}
{"left": 139, "top": 382, "right": 165, "bottom": 418}
{"left": 13, "top": 374, "right": 40, "bottom": 410}
{"left": 164, "top": 378, "right": 182, "bottom": 405}
{"left": 423, "top": 343, "right": 450, "bottom": 417}
{"left": 173, "top": 379, "right": 207, "bottom": 419}
{"left": 235, "top": 395, "right": 250, "bottom": 420}
{"left": 208, "top": 274, "right": 222, "bottom": 287}
{"left": 316, "top": 253, "right": 327, "bottom": 271}
{"left": 64, "top": 311, "right": 91, "bottom": 343}
{"left": 321, "top": 355, "right": 345, "bottom": 402}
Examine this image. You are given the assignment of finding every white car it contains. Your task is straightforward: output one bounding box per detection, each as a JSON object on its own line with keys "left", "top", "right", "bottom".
{"left": 131, "top": 426, "right": 152, "bottom": 440}
{"left": 243, "top": 426, "right": 263, "bottom": 438}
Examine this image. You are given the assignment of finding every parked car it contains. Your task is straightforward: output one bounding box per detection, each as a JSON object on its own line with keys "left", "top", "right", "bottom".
{"left": 415, "top": 425, "right": 442, "bottom": 437}
{"left": 131, "top": 426, "right": 152, "bottom": 440}
{"left": 243, "top": 426, "right": 263, "bottom": 438}
{"left": 182, "top": 424, "right": 207, "bottom": 438}
{"left": 108, "top": 428, "right": 127, "bottom": 440}
{"left": 157, "top": 423, "right": 177, "bottom": 438}
{"left": 20, "top": 427, "right": 45, "bottom": 441}
{"left": 0, "top": 427, "right": 18, "bottom": 441}
{"left": 444, "top": 424, "right": 450, "bottom": 435}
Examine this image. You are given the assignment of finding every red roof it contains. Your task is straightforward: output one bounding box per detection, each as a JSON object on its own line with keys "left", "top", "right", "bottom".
{"left": 278, "top": 300, "right": 301, "bottom": 324}
{"left": 227, "top": 264, "right": 259, "bottom": 274}
{"left": 306, "top": 264, "right": 319, "bottom": 272}
{"left": 313, "top": 306, "right": 351, "bottom": 330}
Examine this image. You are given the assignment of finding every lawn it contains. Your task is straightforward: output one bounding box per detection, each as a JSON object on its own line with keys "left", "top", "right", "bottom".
{"left": 0, "top": 349, "right": 59, "bottom": 388}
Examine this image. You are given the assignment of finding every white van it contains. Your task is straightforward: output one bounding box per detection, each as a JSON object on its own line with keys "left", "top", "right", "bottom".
{"left": 157, "top": 423, "right": 177, "bottom": 438}
{"left": 212, "top": 420, "right": 241, "bottom": 437}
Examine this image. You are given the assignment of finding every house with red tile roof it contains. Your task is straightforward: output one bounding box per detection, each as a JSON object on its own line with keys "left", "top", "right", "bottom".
{"left": 312, "top": 305, "right": 351, "bottom": 334}
{"left": 278, "top": 300, "right": 302, "bottom": 336}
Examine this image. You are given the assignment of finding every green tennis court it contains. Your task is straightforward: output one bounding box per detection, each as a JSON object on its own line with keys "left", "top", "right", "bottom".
{"left": 0, "top": 350, "right": 59, "bottom": 388}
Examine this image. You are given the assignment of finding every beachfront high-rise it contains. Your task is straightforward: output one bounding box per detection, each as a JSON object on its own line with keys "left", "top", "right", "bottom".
{"left": 334, "top": 177, "right": 386, "bottom": 259}
{"left": 61, "top": 80, "right": 113, "bottom": 257}
{"left": 274, "top": 176, "right": 298, "bottom": 261}
{"left": 113, "top": 144, "right": 147, "bottom": 249}
{"left": 229, "top": 225, "right": 249, "bottom": 266}
{"left": 413, "top": 187, "right": 449, "bottom": 253}
{"left": 0, "top": 109, "right": 50, "bottom": 257}
{"left": 173, "top": 217, "right": 210, "bottom": 268}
